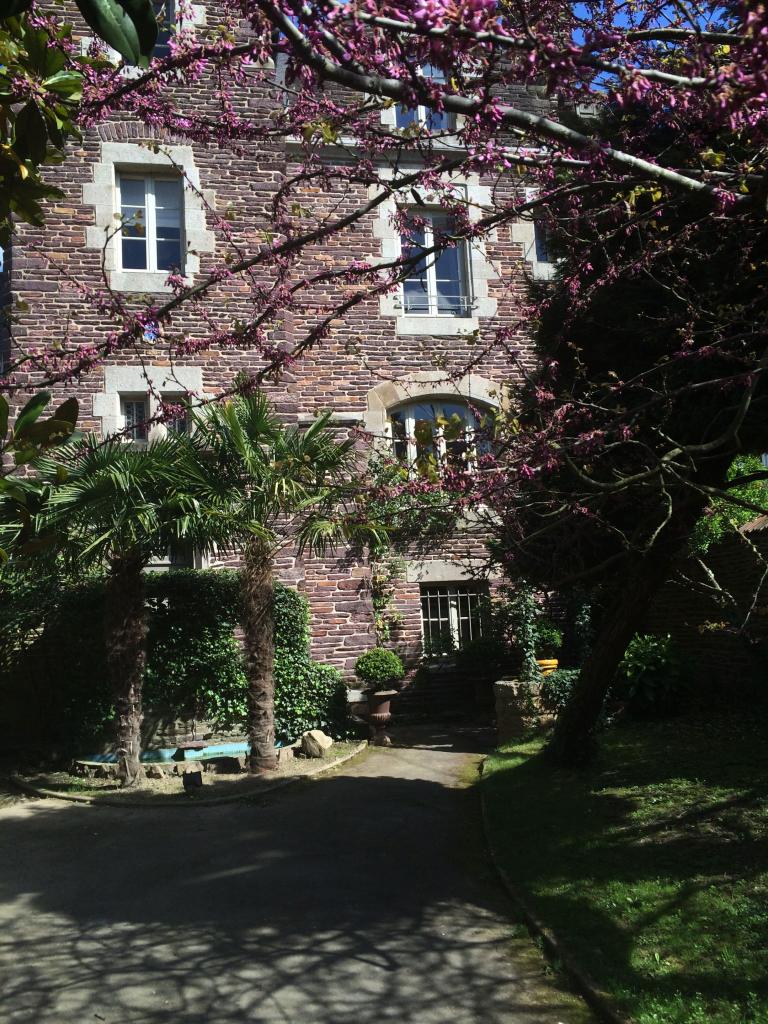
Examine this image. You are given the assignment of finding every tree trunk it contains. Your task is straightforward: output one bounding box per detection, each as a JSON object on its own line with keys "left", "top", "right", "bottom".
{"left": 545, "top": 552, "right": 670, "bottom": 766}
{"left": 104, "top": 556, "right": 148, "bottom": 787}
{"left": 242, "top": 537, "right": 277, "bottom": 773}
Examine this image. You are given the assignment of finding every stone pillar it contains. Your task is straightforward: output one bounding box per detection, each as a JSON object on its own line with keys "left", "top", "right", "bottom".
{"left": 494, "top": 679, "right": 539, "bottom": 743}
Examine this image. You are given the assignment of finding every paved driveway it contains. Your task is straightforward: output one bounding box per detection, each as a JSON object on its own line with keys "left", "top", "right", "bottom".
{"left": 0, "top": 728, "right": 592, "bottom": 1024}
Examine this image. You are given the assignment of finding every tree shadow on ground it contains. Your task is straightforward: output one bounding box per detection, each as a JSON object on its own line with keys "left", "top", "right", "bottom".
{"left": 0, "top": 731, "right": 593, "bottom": 1024}
{"left": 484, "top": 714, "right": 768, "bottom": 1021}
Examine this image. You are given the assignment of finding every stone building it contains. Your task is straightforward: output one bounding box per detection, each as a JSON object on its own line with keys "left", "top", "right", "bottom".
{"left": 2, "top": 2, "right": 552, "bottom": 684}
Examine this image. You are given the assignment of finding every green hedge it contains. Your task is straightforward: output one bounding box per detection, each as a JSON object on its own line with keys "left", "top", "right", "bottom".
{"left": 0, "top": 568, "right": 348, "bottom": 750}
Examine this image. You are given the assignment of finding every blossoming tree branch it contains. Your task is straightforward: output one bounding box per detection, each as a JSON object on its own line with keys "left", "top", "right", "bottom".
{"left": 3, "top": 0, "right": 768, "bottom": 760}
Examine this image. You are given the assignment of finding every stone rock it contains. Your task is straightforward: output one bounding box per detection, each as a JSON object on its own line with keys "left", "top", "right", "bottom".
{"left": 145, "top": 764, "right": 166, "bottom": 779}
{"left": 276, "top": 746, "right": 294, "bottom": 765}
{"left": 94, "top": 763, "right": 119, "bottom": 779}
{"left": 208, "top": 755, "right": 245, "bottom": 774}
{"left": 300, "top": 729, "right": 334, "bottom": 758}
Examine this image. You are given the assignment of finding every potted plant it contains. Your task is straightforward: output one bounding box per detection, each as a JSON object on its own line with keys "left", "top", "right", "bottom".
{"left": 534, "top": 617, "right": 563, "bottom": 676}
{"left": 354, "top": 647, "right": 405, "bottom": 746}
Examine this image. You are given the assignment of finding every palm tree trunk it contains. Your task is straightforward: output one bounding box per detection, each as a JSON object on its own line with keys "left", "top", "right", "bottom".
{"left": 104, "top": 555, "right": 147, "bottom": 787}
{"left": 242, "top": 537, "right": 277, "bottom": 773}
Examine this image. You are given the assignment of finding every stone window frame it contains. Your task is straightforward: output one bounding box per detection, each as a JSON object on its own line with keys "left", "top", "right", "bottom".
{"left": 511, "top": 185, "right": 556, "bottom": 282}
{"left": 93, "top": 364, "right": 207, "bottom": 440}
{"left": 363, "top": 371, "right": 503, "bottom": 442}
{"left": 371, "top": 176, "right": 498, "bottom": 336}
{"left": 83, "top": 141, "right": 215, "bottom": 294}
{"left": 419, "top": 579, "right": 488, "bottom": 651}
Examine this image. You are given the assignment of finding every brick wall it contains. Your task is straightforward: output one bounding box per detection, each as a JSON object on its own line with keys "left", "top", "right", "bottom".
{"left": 7, "top": 5, "right": 547, "bottom": 679}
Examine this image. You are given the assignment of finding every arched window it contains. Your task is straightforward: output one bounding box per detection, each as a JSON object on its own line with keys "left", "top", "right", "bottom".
{"left": 388, "top": 398, "right": 492, "bottom": 476}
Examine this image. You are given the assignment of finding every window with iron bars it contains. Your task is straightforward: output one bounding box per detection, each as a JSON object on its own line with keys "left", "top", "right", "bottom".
{"left": 420, "top": 583, "right": 487, "bottom": 656}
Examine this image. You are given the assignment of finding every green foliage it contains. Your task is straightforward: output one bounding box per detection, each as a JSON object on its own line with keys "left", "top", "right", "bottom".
{"left": 540, "top": 668, "right": 580, "bottom": 713}
{"left": 144, "top": 571, "right": 246, "bottom": 728}
{"left": 502, "top": 585, "right": 541, "bottom": 681}
{"left": 690, "top": 455, "right": 768, "bottom": 553}
{"left": 484, "top": 712, "right": 768, "bottom": 1024}
{"left": 614, "top": 633, "right": 684, "bottom": 717}
{"left": 0, "top": 568, "right": 347, "bottom": 749}
{"left": 533, "top": 617, "right": 563, "bottom": 658}
{"left": 455, "top": 636, "right": 516, "bottom": 681}
{"left": 74, "top": 0, "right": 157, "bottom": 67}
{"left": 354, "top": 647, "right": 405, "bottom": 688}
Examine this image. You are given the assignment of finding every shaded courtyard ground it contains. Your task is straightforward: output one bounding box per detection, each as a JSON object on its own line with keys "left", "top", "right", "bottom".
{"left": 483, "top": 712, "right": 768, "bottom": 1024}
{"left": 0, "top": 727, "right": 592, "bottom": 1024}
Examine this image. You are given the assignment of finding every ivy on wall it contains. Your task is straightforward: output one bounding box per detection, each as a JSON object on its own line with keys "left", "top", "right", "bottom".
{"left": 0, "top": 568, "right": 348, "bottom": 750}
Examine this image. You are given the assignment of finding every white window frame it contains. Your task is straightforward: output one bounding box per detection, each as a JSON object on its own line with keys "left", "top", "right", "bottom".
{"left": 420, "top": 583, "right": 486, "bottom": 653}
{"left": 373, "top": 176, "right": 498, "bottom": 336}
{"left": 120, "top": 394, "right": 150, "bottom": 444}
{"left": 116, "top": 173, "right": 184, "bottom": 275}
{"left": 399, "top": 211, "right": 472, "bottom": 318}
{"left": 388, "top": 398, "right": 485, "bottom": 474}
{"left": 84, "top": 142, "right": 215, "bottom": 293}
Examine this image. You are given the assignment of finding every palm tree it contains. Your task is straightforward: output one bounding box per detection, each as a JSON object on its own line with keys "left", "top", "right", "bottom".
{"left": 25, "top": 432, "right": 233, "bottom": 786}
{"left": 189, "top": 394, "right": 386, "bottom": 773}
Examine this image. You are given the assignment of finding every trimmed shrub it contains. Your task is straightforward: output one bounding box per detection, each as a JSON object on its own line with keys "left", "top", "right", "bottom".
{"left": 354, "top": 647, "right": 405, "bottom": 689}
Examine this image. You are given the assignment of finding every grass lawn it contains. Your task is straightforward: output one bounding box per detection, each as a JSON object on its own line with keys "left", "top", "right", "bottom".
{"left": 482, "top": 711, "right": 768, "bottom": 1024}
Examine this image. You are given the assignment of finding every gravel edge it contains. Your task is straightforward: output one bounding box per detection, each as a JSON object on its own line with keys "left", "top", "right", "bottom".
{"left": 479, "top": 756, "right": 633, "bottom": 1024}
{"left": 4, "top": 741, "right": 369, "bottom": 809}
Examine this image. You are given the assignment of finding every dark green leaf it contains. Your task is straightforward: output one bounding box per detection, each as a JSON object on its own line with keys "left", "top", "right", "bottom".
{"left": 74, "top": 0, "right": 158, "bottom": 66}
{"left": 52, "top": 397, "right": 79, "bottom": 429}
{"left": 12, "top": 391, "right": 50, "bottom": 438}
{"left": 1, "top": 0, "right": 33, "bottom": 17}
{"left": 14, "top": 102, "right": 48, "bottom": 166}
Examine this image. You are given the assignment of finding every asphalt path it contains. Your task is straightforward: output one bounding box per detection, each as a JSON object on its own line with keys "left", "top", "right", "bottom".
{"left": 0, "top": 727, "right": 592, "bottom": 1024}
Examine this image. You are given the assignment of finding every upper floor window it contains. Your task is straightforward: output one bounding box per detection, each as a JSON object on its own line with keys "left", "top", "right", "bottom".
{"left": 153, "top": 0, "right": 175, "bottom": 58}
{"left": 401, "top": 212, "right": 471, "bottom": 317}
{"left": 118, "top": 174, "right": 183, "bottom": 273}
{"left": 389, "top": 399, "right": 490, "bottom": 476}
{"left": 534, "top": 221, "right": 552, "bottom": 264}
{"left": 396, "top": 65, "right": 455, "bottom": 133}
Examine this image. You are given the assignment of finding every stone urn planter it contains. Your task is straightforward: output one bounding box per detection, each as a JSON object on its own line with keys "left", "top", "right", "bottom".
{"left": 366, "top": 689, "right": 398, "bottom": 747}
{"left": 354, "top": 647, "right": 406, "bottom": 747}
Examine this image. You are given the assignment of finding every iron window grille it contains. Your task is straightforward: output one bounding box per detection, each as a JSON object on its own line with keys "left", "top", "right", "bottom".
{"left": 420, "top": 583, "right": 487, "bottom": 655}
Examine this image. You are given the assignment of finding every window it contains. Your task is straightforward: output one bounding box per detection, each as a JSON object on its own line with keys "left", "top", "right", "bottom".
{"left": 118, "top": 174, "right": 183, "bottom": 273}
{"left": 420, "top": 583, "right": 486, "bottom": 654}
{"left": 534, "top": 221, "right": 551, "bottom": 264}
{"left": 121, "top": 396, "right": 149, "bottom": 442}
{"left": 396, "top": 64, "right": 455, "bottom": 132}
{"left": 162, "top": 397, "right": 188, "bottom": 435}
{"left": 389, "top": 399, "right": 490, "bottom": 476}
{"left": 120, "top": 393, "right": 188, "bottom": 442}
{"left": 153, "top": 0, "right": 175, "bottom": 58}
{"left": 401, "top": 212, "right": 471, "bottom": 317}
